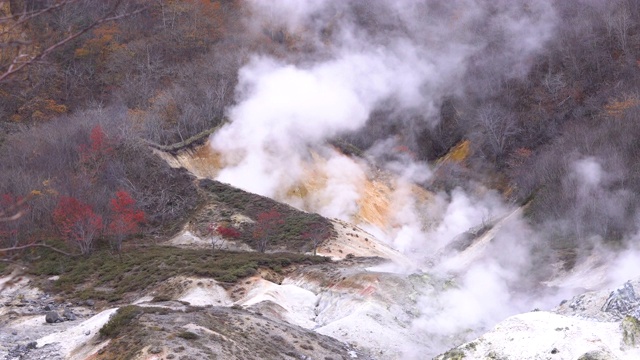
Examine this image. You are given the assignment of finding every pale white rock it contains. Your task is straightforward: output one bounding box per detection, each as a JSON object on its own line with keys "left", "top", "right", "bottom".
{"left": 36, "top": 308, "right": 118, "bottom": 360}
{"left": 178, "top": 279, "right": 232, "bottom": 307}
{"left": 236, "top": 278, "right": 318, "bottom": 328}
{"left": 318, "top": 219, "right": 415, "bottom": 267}
{"left": 437, "top": 310, "right": 640, "bottom": 359}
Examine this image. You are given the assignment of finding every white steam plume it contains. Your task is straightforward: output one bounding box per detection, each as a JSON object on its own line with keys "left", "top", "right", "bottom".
{"left": 212, "top": 0, "right": 557, "bottom": 207}
{"left": 209, "top": 0, "right": 561, "bottom": 357}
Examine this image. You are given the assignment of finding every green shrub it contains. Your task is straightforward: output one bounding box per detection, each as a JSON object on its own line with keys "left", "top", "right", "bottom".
{"left": 177, "top": 331, "right": 199, "bottom": 340}
{"left": 28, "top": 245, "right": 329, "bottom": 302}
{"left": 100, "top": 305, "right": 143, "bottom": 338}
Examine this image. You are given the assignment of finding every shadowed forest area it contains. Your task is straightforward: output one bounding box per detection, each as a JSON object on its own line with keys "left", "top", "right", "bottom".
{"left": 2, "top": 0, "right": 640, "bottom": 264}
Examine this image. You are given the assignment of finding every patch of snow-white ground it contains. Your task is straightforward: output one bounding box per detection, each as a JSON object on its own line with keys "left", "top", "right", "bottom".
{"left": 178, "top": 279, "right": 233, "bottom": 306}
{"left": 236, "top": 278, "right": 318, "bottom": 328}
{"left": 437, "top": 278, "right": 640, "bottom": 359}
{"left": 36, "top": 308, "right": 118, "bottom": 360}
{"left": 166, "top": 230, "right": 254, "bottom": 251}
{"left": 315, "top": 299, "right": 418, "bottom": 359}
{"left": 446, "top": 311, "right": 640, "bottom": 359}
{"left": 133, "top": 296, "right": 154, "bottom": 304}
{"left": 165, "top": 230, "right": 208, "bottom": 247}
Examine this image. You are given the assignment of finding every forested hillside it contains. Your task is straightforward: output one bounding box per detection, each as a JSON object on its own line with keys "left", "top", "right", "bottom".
{"left": 2, "top": 0, "right": 640, "bottom": 263}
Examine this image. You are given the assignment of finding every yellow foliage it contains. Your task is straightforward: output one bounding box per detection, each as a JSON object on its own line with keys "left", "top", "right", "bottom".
{"left": 437, "top": 139, "right": 471, "bottom": 165}
{"left": 74, "top": 23, "right": 124, "bottom": 62}
{"left": 94, "top": 22, "right": 121, "bottom": 40}
{"left": 0, "top": 7, "right": 35, "bottom": 65}
{"left": 43, "top": 99, "right": 67, "bottom": 114}
{"left": 0, "top": 2, "right": 10, "bottom": 16}
{"left": 31, "top": 110, "right": 45, "bottom": 121}
{"left": 449, "top": 140, "right": 470, "bottom": 162}
{"left": 14, "top": 98, "right": 68, "bottom": 122}
{"left": 42, "top": 178, "right": 58, "bottom": 196}
{"left": 74, "top": 47, "right": 91, "bottom": 58}
{"left": 605, "top": 96, "right": 640, "bottom": 117}
{"left": 162, "top": 0, "right": 225, "bottom": 46}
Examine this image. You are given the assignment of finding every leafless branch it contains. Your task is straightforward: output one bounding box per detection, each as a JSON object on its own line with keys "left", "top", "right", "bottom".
{"left": 0, "top": 39, "right": 31, "bottom": 48}
{"left": 0, "top": 0, "right": 75, "bottom": 38}
{"left": 0, "top": 193, "right": 32, "bottom": 222}
{"left": 0, "top": 0, "right": 149, "bottom": 82}
{"left": 0, "top": 242, "right": 76, "bottom": 257}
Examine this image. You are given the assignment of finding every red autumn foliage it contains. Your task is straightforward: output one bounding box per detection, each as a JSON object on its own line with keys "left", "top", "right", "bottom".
{"left": 216, "top": 225, "right": 241, "bottom": 239}
{"left": 253, "top": 209, "right": 284, "bottom": 252}
{"left": 52, "top": 196, "right": 103, "bottom": 255}
{"left": 79, "top": 125, "right": 113, "bottom": 179}
{"left": 79, "top": 125, "right": 113, "bottom": 158}
{"left": 90, "top": 125, "right": 111, "bottom": 153}
{"left": 108, "top": 190, "right": 145, "bottom": 251}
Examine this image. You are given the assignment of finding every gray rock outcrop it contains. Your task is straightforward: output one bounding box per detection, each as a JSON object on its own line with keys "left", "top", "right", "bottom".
{"left": 602, "top": 281, "right": 640, "bottom": 320}
{"left": 45, "top": 311, "right": 62, "bottom": 323}
{"left": 62, "top": 308, "right": 76, "bottom": 321}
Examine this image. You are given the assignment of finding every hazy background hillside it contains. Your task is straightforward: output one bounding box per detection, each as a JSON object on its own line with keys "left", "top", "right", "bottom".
{"left": 2, "top": 0, "right": 640, "bottom": 265}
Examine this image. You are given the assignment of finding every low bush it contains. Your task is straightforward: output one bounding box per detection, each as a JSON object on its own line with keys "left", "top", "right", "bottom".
{"left": 100, "top": 305, "right": 144, "bottom": 338}
{"left": 28, "top": 245, "right": 330, "bottom": 302}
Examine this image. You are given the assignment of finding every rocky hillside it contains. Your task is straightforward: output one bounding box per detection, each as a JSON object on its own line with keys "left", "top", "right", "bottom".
{"left": 2, "top": 138, "right": 640, "bottom": 359}
{"left": 5, "top": 1, "right": 640, "bottom": 359}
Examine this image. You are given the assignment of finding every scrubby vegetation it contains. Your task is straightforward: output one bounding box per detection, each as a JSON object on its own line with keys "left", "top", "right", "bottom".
{"left": 2, "top": 0, "right": 640, "bottom": 269}
{"left": 99, "top": 305, "right": 144, "bottom": 338}
{"left": 29, "top": 244, "right": 329, "bottom": 302}
{"left": 197, "top": 179, "right": 335, "bottom": 253}
{"left": 0, "top": 114, "right": 200, "bottom": 256}
{"left": 97, "top": 305, "right": 174, "bottom": 360}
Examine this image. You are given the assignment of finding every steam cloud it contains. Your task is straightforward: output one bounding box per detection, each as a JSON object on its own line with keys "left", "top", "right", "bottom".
{"left": 212, "top": 0, "right": 557, "bottom": 210}
{"left": 205, "top": 0, "right": 640, "bottom": 357}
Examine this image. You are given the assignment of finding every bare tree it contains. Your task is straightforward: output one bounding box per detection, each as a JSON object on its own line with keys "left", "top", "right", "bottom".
{"left": 301, "top": 221, "right": 330, "bottom": 256}
{"left": 605, "top": 2, "right": 633, "bottom": 54}
{"left": 253, "top": 210, "right": 284, "bottom": 253}
{"left": 0, "top": 0, "right": 147, "bottom": 82}
{"left": 474, "top": 105, "right": 520, "bottom": 163}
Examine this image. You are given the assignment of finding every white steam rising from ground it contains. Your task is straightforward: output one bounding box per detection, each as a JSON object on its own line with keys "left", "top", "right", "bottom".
{"left": 212, "top": 0, "right": 557, "bottom": 215}
{"left": 205, "top": 0, "right": 640, "bottom": 357}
